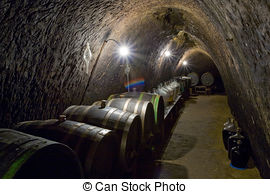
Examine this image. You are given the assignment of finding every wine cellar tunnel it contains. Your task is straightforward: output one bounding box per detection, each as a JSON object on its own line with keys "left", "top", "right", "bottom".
{"left": 0, "top": 0, "right": 269, "bottom": 178}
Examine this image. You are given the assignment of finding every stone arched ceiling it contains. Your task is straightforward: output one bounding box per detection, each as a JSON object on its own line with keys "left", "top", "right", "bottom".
{"left": 0, "top": 0, "right": 269, "bottom": 177}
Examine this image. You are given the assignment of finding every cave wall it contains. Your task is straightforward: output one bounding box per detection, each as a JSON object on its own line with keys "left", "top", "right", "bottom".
{"left": 0, "top": 0, "right": 270, "bottom": 177}
{"left": 0, "top": 0, "right": 128, "bottom": 127}
{"left": 197, "top": 0, "right": 270, "bottom": 177}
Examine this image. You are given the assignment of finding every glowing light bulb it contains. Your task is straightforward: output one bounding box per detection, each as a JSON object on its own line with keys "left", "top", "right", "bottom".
{"left": 119, "top": 46, "right": 129, "bottom": 57}
{"left": 164, "top": 50, "right": 171, "bottom": 57}
{"left": 183, "top": 60, "right": 188, "bottom": 66}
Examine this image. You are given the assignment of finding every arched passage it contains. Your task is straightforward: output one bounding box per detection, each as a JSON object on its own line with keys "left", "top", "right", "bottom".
{"left": 0, "top": 0, "right": 269, "bottom": 178}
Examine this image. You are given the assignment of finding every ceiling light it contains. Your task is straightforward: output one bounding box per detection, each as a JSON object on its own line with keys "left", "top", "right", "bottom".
{"left": 164, "top": 50, "right": 171, "bottom": 57}
{"left": 183, "top": 60, "right": 188, "bottom": 66}
{"left": 119, "top": 46, "right": 130, "bottom": 57}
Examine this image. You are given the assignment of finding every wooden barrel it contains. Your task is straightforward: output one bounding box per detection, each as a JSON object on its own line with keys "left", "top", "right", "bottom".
{"left": 201, "top": 72, "right": 215, "bottom": 86}
{"left": 175, "top": 77, "right": 185, "bottom": 94}
{"left": 108, "top": 92, "right": 164, "bottom": 136}
{"left": 106, "top": 98, "right": 154, "bottom": 146}
{"left": 187, "top": 72, "right": 199, "bottom": 87}
{"left": 14, "top": 119, "right": 119, "bottom": 178}
{"left": 169, "top": 80, "right": 181, "bottom": 100}
{"left": 0, "top": 128, "right": 82, "bottom": 179}
{"left": 154, "top": 87, "right": 171, "bottom": 107}
{"left": 62, "top": 105, "right": 142, "bottom": 172}
{"left": 163, "top": 86, "right": 174, "bottom": 104}
{"left": 179, "top": 76, "right": 191, "bottom": 98}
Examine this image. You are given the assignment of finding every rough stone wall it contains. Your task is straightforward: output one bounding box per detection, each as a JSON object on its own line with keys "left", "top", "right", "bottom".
{"left": 0, "top": 0, "right": 269, "bottom": 177}
{"left": 0, "top": 0, "right": 129, "bottom": 127}
{"left": 197, "top": 0, "right": 270, "bottom": 177}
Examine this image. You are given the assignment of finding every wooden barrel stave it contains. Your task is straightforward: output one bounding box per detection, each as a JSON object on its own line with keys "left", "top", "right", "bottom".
{"left": 14, "top": 120, "right": 119, "bottom": 178}
{"left": 106, "top": 98, "right": 154, "bottom": 147}
{"left": 0, "top": 128, "right": 82, "bottom": 179}
{"left": 62, "top": 105, "right": 142, "bottom": 172}
{"left": 108, "top": 92, "right": 164, "bottom": 137}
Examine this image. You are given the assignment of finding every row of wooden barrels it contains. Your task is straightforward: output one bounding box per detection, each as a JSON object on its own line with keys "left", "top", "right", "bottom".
{"left": 0, "top": 92, "right": 166, "bottom": 179}
{"left": 187, "top": 72, "right": 215, "bottom": 87}
{"left": 153, "top": 77, "right": 191, "bottom": 107}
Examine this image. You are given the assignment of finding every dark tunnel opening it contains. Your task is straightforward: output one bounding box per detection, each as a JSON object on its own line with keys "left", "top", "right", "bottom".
{"left": 177, "top": 49, "right": 225, "bottom": 93}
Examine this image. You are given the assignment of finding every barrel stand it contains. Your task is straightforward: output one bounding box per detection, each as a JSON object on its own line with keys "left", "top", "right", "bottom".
{"left": 195, "top": 86, "right": 212, "bottom": 95}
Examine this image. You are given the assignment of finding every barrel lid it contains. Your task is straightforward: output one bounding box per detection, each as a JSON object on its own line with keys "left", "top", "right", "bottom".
{"left": 187, "top": 72, "right": 199, "bottom": 86}
{"left": 201, "top": 72, "right": 214, "bottom": 86}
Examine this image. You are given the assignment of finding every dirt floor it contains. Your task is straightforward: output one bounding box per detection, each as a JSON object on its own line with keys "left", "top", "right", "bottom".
{"left": 135, "top": 95, "right": 261, "bottom": 178}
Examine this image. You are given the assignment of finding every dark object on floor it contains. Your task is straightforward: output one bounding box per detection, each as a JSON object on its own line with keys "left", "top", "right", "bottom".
{"left": 228, "top": 129, "right": 250, "bottom": 160}
{"left": 230, "top": 141, "right": 250, "bottom": 169}
{"left": 222, "top": 118, "right": 236, "bottom": 150}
